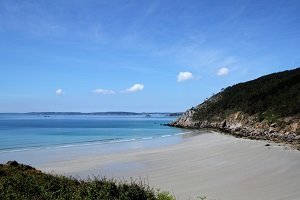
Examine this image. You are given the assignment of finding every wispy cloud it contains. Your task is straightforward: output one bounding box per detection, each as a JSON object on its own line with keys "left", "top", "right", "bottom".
{"left": 55, "top": 89, "right": 63, "bottom": 96}
{"left": 217, "top": 67, "right": 229, "bottom": 76}
{"left": 93, "top": 89, "right": 116, "bottom": 95}
{"left": 122, "top": 83, "right": 144, "bottom": 93}
{"left": 177, "top": 71, "right": 194, "bottom": 82}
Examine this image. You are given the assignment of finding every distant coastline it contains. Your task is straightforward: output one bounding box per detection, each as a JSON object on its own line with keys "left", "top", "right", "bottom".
{"left": 0, "top": 112, "right": 183, "bottom": 117}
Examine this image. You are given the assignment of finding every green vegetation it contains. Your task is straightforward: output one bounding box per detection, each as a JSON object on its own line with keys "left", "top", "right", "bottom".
{"left": 156, "top": 191, "right": 176, "bottom": 200}
{"left": 0, "top": 161, "right": 175, "bottom": 200}
{"left": 193, "top": 67, "right": 300, "bottom": 122}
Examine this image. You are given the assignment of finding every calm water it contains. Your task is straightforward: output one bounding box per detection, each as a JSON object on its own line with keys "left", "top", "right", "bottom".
{"left": 0, "top": 114, "right": 184, "bottom": 153}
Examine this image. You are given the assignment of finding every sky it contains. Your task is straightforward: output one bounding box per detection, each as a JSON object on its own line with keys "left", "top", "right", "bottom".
{"left": 1, "top": 0, "right": 300, "bottom": 112}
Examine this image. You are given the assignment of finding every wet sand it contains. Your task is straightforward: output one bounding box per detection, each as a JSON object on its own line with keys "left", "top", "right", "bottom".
{"left": 39, "top": 132, "right": 300, "bottom": 200}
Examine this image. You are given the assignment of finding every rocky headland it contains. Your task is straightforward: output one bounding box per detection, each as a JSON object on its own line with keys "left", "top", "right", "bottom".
{"left": 169, "top": 68, "right": 300, "bottom": 149}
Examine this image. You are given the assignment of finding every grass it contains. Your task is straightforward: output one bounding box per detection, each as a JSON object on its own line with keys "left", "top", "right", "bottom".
{"left": 0, "top": 161, "right": 175, "bottom": 200}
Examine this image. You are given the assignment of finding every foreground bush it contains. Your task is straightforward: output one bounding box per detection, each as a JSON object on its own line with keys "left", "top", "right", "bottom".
{"left": 0, "top": 161, "right": 175, "bottom": 200}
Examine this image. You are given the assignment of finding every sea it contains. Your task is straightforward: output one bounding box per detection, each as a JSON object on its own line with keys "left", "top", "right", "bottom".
{"left": 0, "top": 113, "right": 194, "bottom": 165}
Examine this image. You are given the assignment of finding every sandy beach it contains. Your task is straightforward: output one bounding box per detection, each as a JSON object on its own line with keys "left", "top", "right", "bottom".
{"left": 37, "top": 131, "right": 300, "bottom": 200}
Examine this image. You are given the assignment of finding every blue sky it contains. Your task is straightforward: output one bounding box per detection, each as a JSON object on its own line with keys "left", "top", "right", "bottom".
{"left": 1, "top": 0, "right": 300, "bottom": 112}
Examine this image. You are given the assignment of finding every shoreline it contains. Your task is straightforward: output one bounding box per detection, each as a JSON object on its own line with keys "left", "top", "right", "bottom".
{"left": 172, "top": 125, "right": 300, "bottom": 151}
{"left": 181, "top": 126, "right": 297, "bottom": 150}
{"left": 0, "top": 130, "right": 187, "bottom": 154}
{"left": 168, "top": 111, "right": 300, "bottom": 151}
{"left": 36, "top": 131, "right": 300, "bottom": 200}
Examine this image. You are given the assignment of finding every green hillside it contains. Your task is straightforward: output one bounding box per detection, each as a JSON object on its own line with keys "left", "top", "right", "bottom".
{"left": 193, "top": 67, "right": 300, "bottom": 122}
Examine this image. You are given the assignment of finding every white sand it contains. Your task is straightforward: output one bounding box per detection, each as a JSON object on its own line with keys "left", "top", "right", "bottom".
{"left": 40, "top": 132, "right": 300, "bottom": 200}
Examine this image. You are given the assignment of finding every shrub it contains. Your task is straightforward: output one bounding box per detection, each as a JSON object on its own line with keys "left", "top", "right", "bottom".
{"left": 0, "top": 161, "right": 164, "bottom": 200}
{"left": 157, "top": 191, "right": 176, "bottom": 200}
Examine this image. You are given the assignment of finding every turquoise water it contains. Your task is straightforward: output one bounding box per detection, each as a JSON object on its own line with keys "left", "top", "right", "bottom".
{"left": 0, "top": 114, "right": 184, "bottom": 153}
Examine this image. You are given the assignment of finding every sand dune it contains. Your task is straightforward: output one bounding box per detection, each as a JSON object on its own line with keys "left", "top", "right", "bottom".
{"left": 41, "top": 132, "right": 300, "bottom": 200}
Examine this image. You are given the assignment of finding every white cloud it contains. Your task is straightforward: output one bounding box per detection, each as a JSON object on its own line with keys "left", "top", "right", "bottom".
{"left": 123, "top": 83, "right": 144, "bottom": 93}
{"left": 177, "top": 71, "right": 194, "bottom": 82}
{"left": 217, "top": 67, "right": 229, "bottom": 76}
{"left": 55, "top": 89, "right": 63, "bottom": 96}
{"left": 94, "top": 89, "right": 115, "bottom": 95}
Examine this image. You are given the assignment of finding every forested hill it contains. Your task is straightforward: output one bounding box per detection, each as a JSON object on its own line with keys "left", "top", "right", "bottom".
{"left": 169, "top": 67, "right": 300, "bottom": 149}
{"left": 193, "top": 67, "right": 300, "bottom": 121}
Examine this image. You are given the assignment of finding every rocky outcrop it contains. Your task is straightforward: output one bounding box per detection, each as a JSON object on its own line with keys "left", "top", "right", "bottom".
{"left": 169, "top": 109, "right": 300, "bottom": 150}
